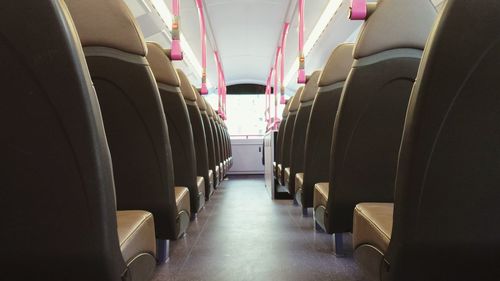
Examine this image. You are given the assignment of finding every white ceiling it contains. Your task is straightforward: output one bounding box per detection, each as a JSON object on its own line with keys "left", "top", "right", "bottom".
{"left": 125, "top": 0, "right": 364, "bottom": 96}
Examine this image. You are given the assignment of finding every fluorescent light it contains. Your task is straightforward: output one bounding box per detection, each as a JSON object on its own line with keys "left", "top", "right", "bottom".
{"left": 283, "top": 0, "right": 343, "bottom": 87}
{"left": 149, "top": 0, "right": 211, "bottom": 88}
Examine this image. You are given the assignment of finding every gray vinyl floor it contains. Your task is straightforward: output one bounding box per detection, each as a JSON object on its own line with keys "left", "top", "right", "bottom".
{"left": 153, "top": 175, "right": 366, "bottom": 281}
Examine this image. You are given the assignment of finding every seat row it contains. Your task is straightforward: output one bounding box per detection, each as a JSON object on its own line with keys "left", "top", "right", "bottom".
{"left": 2, "top": 0, "right": 231, "bottom": 280}
{"left": 274, "top": 0, "right": 500, "bottom": 279}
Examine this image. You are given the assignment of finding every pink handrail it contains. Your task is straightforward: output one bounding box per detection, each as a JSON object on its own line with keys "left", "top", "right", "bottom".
{"left": 215, "top": 51, "right": 227, "bottom": 119}
{"left": 273, "top": 47, "right": 281, "bottom": 130}
{"left": 170, "top": 0, "right": 183, "bottom": 60}
{"left": 195, "top": 0, "right": 208, "bottom": 94}
{"left": 279, "top": 23, "right": 290, "bottom": 104}
{"left": 297, "top": 0, "right": 306, "bottom": 84}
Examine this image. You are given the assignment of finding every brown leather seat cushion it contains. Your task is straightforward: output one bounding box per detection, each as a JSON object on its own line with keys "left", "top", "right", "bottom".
{"left": 197, "top": 176, "right": 205, "bottom": 198}
{"left": 116, "top": 211, "right": 156, "bottom": 264}
{"left": 353, "top": 203, "right": 394, "bottom": 253}
{"left": 295, "top": 172, "right": 304, "bottom": 193}
{"left": 313, "top": 182, "right": 329, "bottom": 210}
{"left": 284, "top": 167, "right": 291, "bottom": 185}
{"left": 175, "top": 186, "right": 191, "bottom": 217}
{"left": 208, "top": 169, "right": 214, "bottom": 186}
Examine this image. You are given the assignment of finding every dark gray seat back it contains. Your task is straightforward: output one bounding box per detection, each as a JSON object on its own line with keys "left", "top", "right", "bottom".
{"left": 280, "top": 87, "right": 304, "bottom": 184}
{"left": 196, "top": 91, "right": 216, "bottom": 198}
{"left": 276, "top": 98, "right": 293, "bottom": 168}
{"left": 325, "top": 0, "right": 437, "bottom": 233}
{"left": 1, "top": 1, "right": 124, "bottom": 278}
{"left": 177, "top": 70, "right": 210, "bottom": 201}
{"left": 386, "top": 1, "right": 500, "bottom": 279}
{"left": 145, "top": 42, "right": 199, "bottom": 214}
{"left": 67, "top": 0, "right": 178, "bottom": 239}
{"left": 301, "top": 44, "right": 354, "bottom": 208}
{"left": 289, "top": 71, "right": 321, "bottom": 196}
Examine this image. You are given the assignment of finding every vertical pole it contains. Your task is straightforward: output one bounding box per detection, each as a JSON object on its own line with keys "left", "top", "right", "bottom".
{"left": 280, "top": 23, "right": 290, "bottom": 104}
{"left": 195, "top": 0, "right": 208, "bottom": 94}
{"left": 170, "top": 0, "right": 183, "bottom": 60}
{"left": 297, "top": 0, "right": 306, "bottom": 84}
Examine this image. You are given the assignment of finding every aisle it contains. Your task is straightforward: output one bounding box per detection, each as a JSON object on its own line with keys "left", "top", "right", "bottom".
{"left": 153, "top": 175, "right": 364, "bottom": 281}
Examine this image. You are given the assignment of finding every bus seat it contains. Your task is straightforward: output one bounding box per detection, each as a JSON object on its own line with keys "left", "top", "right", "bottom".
{"left": 356, "top": 1, "right": 500, "bottom": 279}
{"left": 1, "top": 1, "right": 154, "bottom": 279}
{"left": 299, "top": 43, "right": 354, "bottom": 213}
{"left": 145, "top": 42, "right": 194, "bottom": 235}
{"left": 289, "top": 71, "right": 321, "bottom": 200}
{"left": 207, "top": 104, "right": 222, "bottom": 185}
{"left": 178, "top": 69, "right": 209, "bottom": 210}
{"left": 280, "top": 87, "right": 304, "bottom": 187}
{"left": 313, "top": 0, "right": 437, "bottom": 255}
{"left": 67, "top": 0, "right": 181, "bottom": 263}
{"left": 195, "top": 90, "right": 217, "bottom": 197}
{"left": 275, "top": 97, "right": 293, "bottom": 180}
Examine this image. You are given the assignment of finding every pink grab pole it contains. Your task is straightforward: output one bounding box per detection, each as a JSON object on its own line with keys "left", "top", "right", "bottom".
{"left": 265, "top": 69, "right": 272, "bottom": 124}
{"left": 273, "top": 47, "right": 281, "bottom": 129}
{"left": 170, "top": 0, "right": 183, "bottom": 60}
{"left": 195, "top": 0, "right": 208, "bottom": 94}
{"left": 297, "top": 0, "right": 306, "bottom": 84}
{"left": 280, "top": 23, "right": 290, "bottom": 104}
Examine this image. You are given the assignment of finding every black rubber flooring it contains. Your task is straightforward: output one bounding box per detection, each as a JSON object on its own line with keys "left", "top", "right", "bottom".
{"left": 153, "top": 175, "right": 365, "bottom": 281}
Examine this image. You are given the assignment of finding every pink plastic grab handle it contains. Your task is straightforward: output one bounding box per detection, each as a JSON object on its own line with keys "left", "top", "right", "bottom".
{"left": 170, "top": 39, "right": 183, "bottom": 60}
{"left": 200, "top": 83, "right": 208, "bottom": 95}
{"left": 350, "top": 0, "right": 367, "bottom": 20}
{"left": 297, "top": 68, "right": 306, "bottom": 84}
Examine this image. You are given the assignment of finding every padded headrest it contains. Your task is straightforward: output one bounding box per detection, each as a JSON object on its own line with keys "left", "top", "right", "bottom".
{"left": 319, "top": 43, "right": 355, "bottom": 87}
{"left": 145, "top": 42, "right": 180, "bottom": 86}
{"left": 65, "top": 0, "right": 147, "bottom": 56}
{"left": 195, "top": 89, "right": 207, "bottom": 111}
{"left": 282, "top": 95, "right": 294, "bottom": 117}
{"left": 300, "top": 71, "right": 321, "bottom": 102}
{"left": 177, "top": 69, "right": 198, "bottom": 102}
{"left": 288, "top": 87, "right": 304, "bottom": 112}
{"left": 353, "top": 0, "right": 437, "bottom": 59}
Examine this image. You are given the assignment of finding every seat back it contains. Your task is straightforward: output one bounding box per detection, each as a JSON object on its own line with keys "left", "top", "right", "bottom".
{"left": 289, "top": 71, "right": 321, "bottom": 195}
{"left": 325, "top": 0, "right": 437, "bottom": 233}
{"left": 196, "top": 91, "right": 216, "bottom": 197}
{"left": 207, "top": 104, "right": 222, "bottom": 183}
{"left": 386, "top": 1, "right": 500, "bottom": 279}
{"left": 276, "top": 98, "right": 293, "bottom": 167}
{"left": 145, "top": 42, "right": 199, "bottom": 214}
{"left": 301, "top": 44, "right": 354, "bottom": 208}
{"left": 177, "top": 69, "right": 210, "bottom": 200}
{"left": 280, "top": 87, "right": 304, "bottom": 183}
{"left": 1, "top": 1, "right": 124, "bottom": 278}
{"left": 66, "top": 0, "right": 178, "bottom": 239}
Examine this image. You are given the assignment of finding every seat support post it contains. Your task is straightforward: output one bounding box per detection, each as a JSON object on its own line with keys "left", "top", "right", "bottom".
{"left": 302, "top": 207, "right": 308, "bottom": 217}
{"left": 333, "top": 233, "right": 346, "bottom": 257}
{"left": 156, "top": 239, "right": 170, "bottom": 264}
